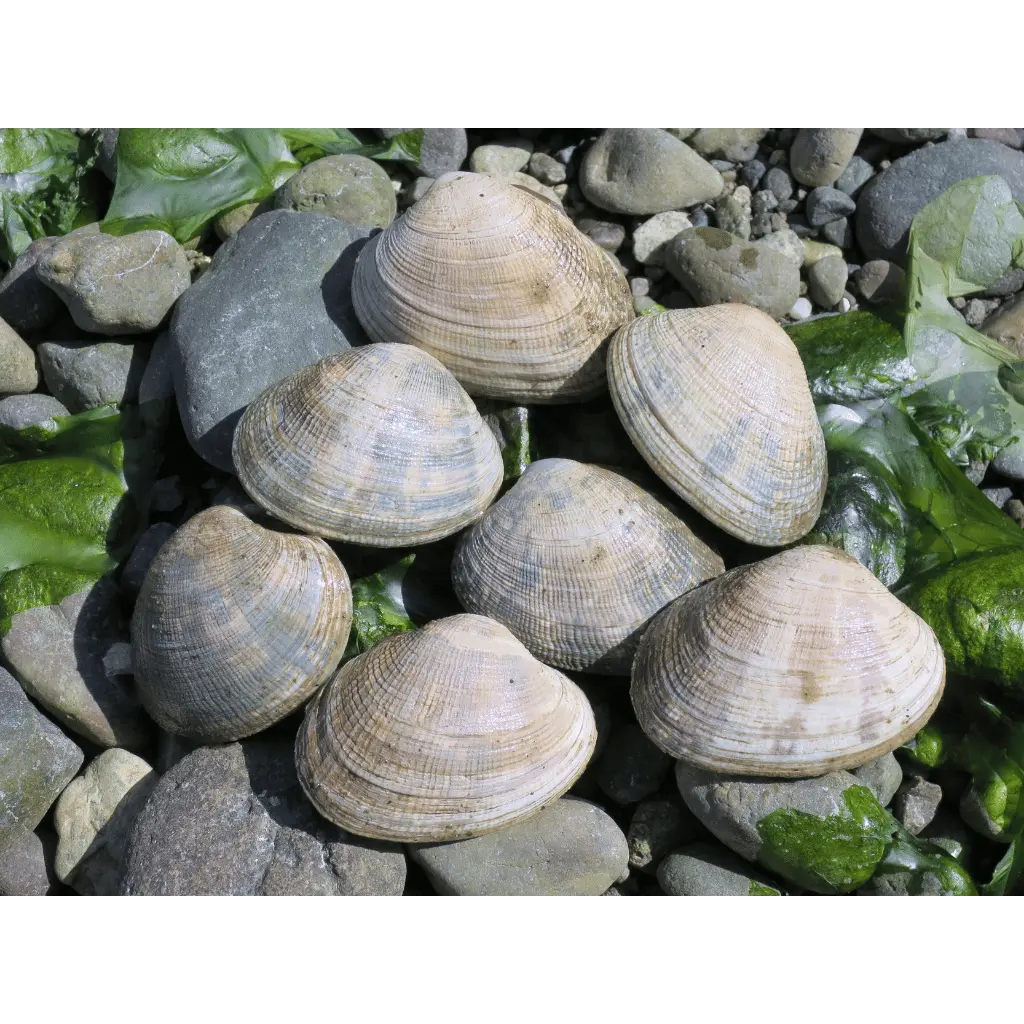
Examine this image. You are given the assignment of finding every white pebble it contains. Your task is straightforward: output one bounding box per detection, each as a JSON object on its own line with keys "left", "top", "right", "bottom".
{"left": 789, "top": 297, "right": 813, "bottom": 320}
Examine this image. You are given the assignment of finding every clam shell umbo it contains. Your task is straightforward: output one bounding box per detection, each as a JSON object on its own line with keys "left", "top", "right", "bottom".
{"left": 631, "top": 545, "right": 945, "bottom": 777}
{"left": 351, "top": 171, "right": 634, "bottom": 403}
{"left": 233, "top": 343, "right": 504, "bottom": 546}
{"left": 607, "top": 304, "right": 827, "bottom": 546}
{"left": 131, "top": 506, "right": 352, "bottom": 742}
{"left": 452, "top": 458, "right": 725, "bottom": 674}
{"left": 295, "top": 613, "right": 597, "bottom": 842}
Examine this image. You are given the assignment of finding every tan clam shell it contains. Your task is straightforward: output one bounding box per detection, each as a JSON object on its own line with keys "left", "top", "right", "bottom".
{"left": 350, "top": 171, "right": 635, "bottom": 403}
{"left": 233, "top": 343, "right": 504, "bottom": 546}
{"left": 131, "top": 505, "right": 352, "bottom": 742}
{"left": 607, "top": 303, "right": 827, "bottom": 546}
{"left": 295, "top": 613, "right": 597, "bottom": 842}
{"left": 452, "top": 458, "right": 725, "bottom": 675}
{"left": 631, "top": 545, "right": 945, "bottom": 777}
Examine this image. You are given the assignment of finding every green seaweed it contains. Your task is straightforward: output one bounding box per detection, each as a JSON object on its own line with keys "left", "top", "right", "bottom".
{"left": 343, "top": 555, "right": 417, "bottom": 660}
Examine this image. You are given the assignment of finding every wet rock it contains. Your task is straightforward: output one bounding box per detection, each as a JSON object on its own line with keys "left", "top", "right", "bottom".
{"left": 275, "top": 154, "right": 397, "bottom": 230}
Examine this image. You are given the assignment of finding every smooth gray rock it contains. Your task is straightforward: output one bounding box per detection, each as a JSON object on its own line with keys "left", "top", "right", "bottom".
{"left": 675, "top": 761, "right": 863, "bottom": 863}
{"left": 0, "top": 393, "right": 68, "bottom": 429}
{"left": 578, "top": 218, "right": 626, "bottom": 253}
{"left": 595, "top": 724, "right": 672, "bottom": 805}
{"left": 120, "top": 522, "right": 176, "bottom": 595}
{"left": 893, "top": 776, "right": 943, "bottom": 835}
{"left": 633, "top": 211, "right": 693, "bottom": 265}
{"left": 528, "top": 152, "right": 566, "bottom": 186}
{"left": 169, "top": 210, "right": 367, "bottom": 470}
{"left": 715, "top": 193, "right": 752, "bottom": 239}
{"left": 805, "top": 186, "right": 856, "bottom": 226}
{"left": 0, "top": 317, "right": 38, "bottom": 394}
{"left": 971, "top": 128, "right": 1023, "bottom": 149}
{"left": 762, "top": 166, "right": 794, "bottom": 203}
{"left": 213, "top": 201, "right": 266, "bottom": 241}
{"left": 1, "top": 576, "right": 150, "bottom": 749}
{"left": 275, "top": 154, "right": 397, "bottom": 230}
{"left": 0, "top": 826, "right": 57, "bottom": 895}
{"left": 836, "top": 155, "right": 875, "bottom": 197}
{"left": 658, "top": 842, "right": 784, "bottom": 895}
{"left": 37, "top": 230, "right": 190, "bottom": 335}
{"left": 920, "top": 808, "right": 975, "bottom": 863}
{"left": 857, "top": 139, "right": 1024, "bottom": 262}
{"left": 627, "top": 798, "right": 699, "bottom": 873}
{"left": 869, "top": 129, "right": 947, "bottom": 145}
{"left": 790, "top": 129, "right": 862, "bottom": 187}
{"left": 96, "top": 129, "right": 119, "bottom": 180}
{"left": 137, "top": 332, "right": 174, "bottom": 404}
{"left": 855, "top": 259, "right": 906, "bottom": 305}
{"left": 689, "top": 129, "right": 766, "bottom": 163}
{"left": 379, "top": 128, "right": 468, "bottom": 178}
{"left": 821, "top": 217, "right": 853, "bottom": 249}
{"left": 982, "top": 486, "right": 1014, "bottom": 507}
{"left": 852, "top": 753, "right": 903, "bottom": 806}
{"left": 54, "top": 749, "right": 158, "bottom": 895}
{"left": 122, "top": 740, "right": 406, "bottom": 895}
{"left": 0, "top": 667, "right": 83, "bottom": 840}
{"left": 0, "top": 236, "right": 62, "bottom": 333}
{"left": 409, "top": 797, "right": 628, "bottom": 896}
{"left": 580, "top": 128, "right": 723, "bottom": 214}
{"left": 959, "top": 784, "right": 1004, "bottom": 840}
{"left": 808, "top": 255, "right": 848, "bottom": 308}
{"left": 665, "top": 226, "right": 800, "bottom": 318}
{"left": 470, "top": 139, "right": 533, "bottom": 175}
{"left": 37, "top": 339, "right": 147, "bottom": 411}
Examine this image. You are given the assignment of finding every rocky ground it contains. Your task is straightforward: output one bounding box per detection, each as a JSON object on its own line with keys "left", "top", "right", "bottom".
{"left": 2, "top": 128, "right": 1023, "bottom": 896}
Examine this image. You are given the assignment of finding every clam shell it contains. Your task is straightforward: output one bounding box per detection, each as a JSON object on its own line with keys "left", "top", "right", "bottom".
{"left": 233, "top": 343, "right": 503, "bottom": 546}
{"left": 131, "top": 506, "right": 352, "bottom": 742}
{"left": 351, "top": 171, "right": 634, "bottom": 403}
{"left": 631, "top": 545, "right": 945, "bottom": 777}
{"left": 295, "top": 613, "right": 597, "bottom": 842}
{"left": 607, "top": 304, "right": 827, "bottom": 546}
{"left": 452, "top": 458, "right": 725, "bottom": 674}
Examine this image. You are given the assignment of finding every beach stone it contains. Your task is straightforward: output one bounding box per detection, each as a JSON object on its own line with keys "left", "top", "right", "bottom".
{"left": 379, "top": 128, "right": 468, "bottom": 178}
{"left": 801, "top": 240, "right": 843, "bottom": 266}
{"left": 0, "top": 317, "right": 38, "bottom": 394}
{"left": 0, "top": 667, "right": 83, "bottom": 840}
{"left": 122, "top": 740, "right": 406, "bottom": 895}
{"left": 528, "top": 152, "right": 566, "bottom": 186}
{"left": 808, "top": 255, "right": 848, "bottom": 308}
{"left": 1, "top": 575, "right": 151, "bottom": 749}
{"left": 404, "top": 177, "right": 435, "bottom": 206}
{"left": 214, "top": 201, "right": 262, "bottom": 240}
{"left": 982, "top": 486, "right": 1014, "bottom": 507}
{"left": 836, "top": 155, "right": 875, "bottom": 197}
{"left": 275, "top": 154, "right": 397, "bottom": 230}
{"left": 138, "top": 332, "right": 174, "bottom": 404}
{"left": 759, "top": 227, "right": 804, "bottom": 266}
{"left": 170, "top": 210, "right": 366, "bottom": 470}
{"left": 120, "top": 522, "right": 176, "bottom": 595}
{"left": 627, "top": 798, "right": 699, "bottom": 873}
{"left": 689, "top": 129, "right": 766, "bottom": 163}
{"left": 822, "top": 217, "right": 854, "bottom": 249}
{"left": 789, "top": 297, "right": 813, "bottom": 320}
{"left": 971, "top": 128, "right": 1023, "bottom": 148}
{"left": 805, "top": 186, "right": 856, "bottom": 226}
{"left": 665, "top": 226, "right": 800, "bottom": 318}
{"left": 983, "top": 292, "right": 1024, "bottom": 356}
{"left": 762, "top": 167, "right": 794, "bottom": 203}
{"left": 0, "top": 236, "right": 62, "bottom": 333}
{"left": 633, "top": 211, "right": 691, "bottom": 265}
{"left": 580, "top": 128, "right": 723, "bottom": 214}
{"left": 790, "top": 129, "right": 863, "bottom": 187}
{"left": 869, "top": 129, "right": 947, "bottom": 145}
{"left": 409, "top": 797, "right": 628, "bottom": 896}
{"left": 0, "top": 826, "right": 57, "bottom": 895}
{"left": 578, "top": 218, "right": 626, "bottom": 253}
{"left": 37, "top": 230, "right": 190, "bottom": 335}
{"left": 470, "top": 139, "right": 533, "bottom": 175}
{"left": 852, "top": 753, "right": 903, "bottom": 806}
{"left": 715, "top": 190, "right": 752, "bottom": 239}
{"left": 37, "top": 339, "right": 147, "bottom": 411}
{"left": 892, "top": 776, "right": 943, "bottom": 835}
{"left": 658, "top": 842, "right": 784, "bottom": 895}
{"left": 0, "top": 393, "right": 67, "bottom": 429}
{"left": 54, "top": 748, "right": 158, "bottom": 895}
{"left": 857, "top": 139, "right": 1024, "bottom": 262}
{"left": 854, "top": 260, "right": 906, "bottom": 305}
{"left": 595, "top": 724, "right": 672, "bottom": 805}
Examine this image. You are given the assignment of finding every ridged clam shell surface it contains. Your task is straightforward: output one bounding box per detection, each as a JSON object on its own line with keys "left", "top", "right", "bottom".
{"left": 350, "top": 172, "right": 634, "bottom": 403}
{"left": 608, "top": 304, "right": 827, "bottom": 546}
{"left": 131, "top": 506, "right": 352, "bottom": 742}
{"left": 295, "top": 614, "right": 597, "bottom": 842}
{"left": 452, "top": 458, "right": 725, "bottom": 674}
{"left": 233, "top": 344, "right": 503, "bottom": 546}
{"left": 631, "top": 545, "right": 945, "bottom": 777}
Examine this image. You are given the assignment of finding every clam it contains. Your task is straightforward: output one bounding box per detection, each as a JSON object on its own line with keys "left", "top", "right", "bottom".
{"left": 350, "top": 171, "right": 634, "bottom": 403}
{"left": 295, "top": 613, "right": 597, "bottom": 842}
{"left": 631, "top": 545, "right": 945, "bottom": 777}
{"left": 233, "top": 343, "right": 504, "bottom": 546}
{"left": 451, "top": 458, "right": 725, "bottom": 674}
{"left": 607, "top": 303, "right": 827, "bottom": 546}
{"left": 131, "top": 505, "right": 352, "bottom": 742}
